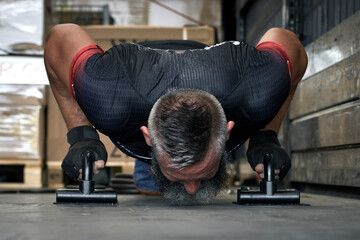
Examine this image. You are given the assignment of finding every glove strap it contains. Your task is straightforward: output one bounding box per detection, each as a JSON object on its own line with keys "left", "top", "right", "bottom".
{"left": 67, "top": 126, "right": 99, "bottom": 145}
{"left": 248, "top": 130, "right": 280, "bottom": 149}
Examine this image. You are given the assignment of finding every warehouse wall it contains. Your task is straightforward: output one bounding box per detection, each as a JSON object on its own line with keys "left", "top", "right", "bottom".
{"left": 289, "top": 12, "right": 360, "bottom": 190}
{"left": 236, "top": 0, "right": 360, "bottom": 193}
{"left": 237, "top": 0, "right": 360, "bottom": 46}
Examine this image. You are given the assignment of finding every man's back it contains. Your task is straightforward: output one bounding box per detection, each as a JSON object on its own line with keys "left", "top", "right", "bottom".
{"left": 72, "top": 41, "right": 290, "bottom": 159}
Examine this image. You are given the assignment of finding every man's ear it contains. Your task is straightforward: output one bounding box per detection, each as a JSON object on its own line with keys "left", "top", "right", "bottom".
{"left": 140, "top": 126, "right": 152, "bottom": 146}
{"left": 226, "top": 121, "right": 235, "bottom": 141}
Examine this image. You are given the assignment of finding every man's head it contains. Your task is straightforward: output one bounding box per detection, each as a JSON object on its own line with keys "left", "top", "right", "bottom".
{"left": 141, "top": 89, "right": 234, "bottom": 204}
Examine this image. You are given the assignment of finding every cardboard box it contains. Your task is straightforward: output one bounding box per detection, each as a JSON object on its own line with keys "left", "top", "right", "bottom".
{"left": 0, "top": 84, "right": 46, "bottom": 160}
{"left": 46, "top": 89, "right": 135, "bottom": 166}
{"left": 82, "top": 25, "right": 215, "bottom": 50}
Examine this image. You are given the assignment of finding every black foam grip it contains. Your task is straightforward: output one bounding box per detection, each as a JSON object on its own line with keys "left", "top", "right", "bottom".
{"left": 247, "top": 130, "right": 291, "bottom": 180}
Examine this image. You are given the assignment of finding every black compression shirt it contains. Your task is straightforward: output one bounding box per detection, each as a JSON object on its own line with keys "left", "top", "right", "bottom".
{"left": 71, "top": 40, "right": 291, "bottom": 162}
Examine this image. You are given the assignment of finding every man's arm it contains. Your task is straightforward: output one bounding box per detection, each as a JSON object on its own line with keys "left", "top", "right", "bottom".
{"left": 44, "top": 23, "right": 96, "bottom": 130}
{"left": 257, "top": 28, "right": 308, "bottom": 133}
{"left": 248, "top": 28, "right": 308, "bottom": 179}
{"left": 44, "top": 24, "right": 106, "bottom": 179}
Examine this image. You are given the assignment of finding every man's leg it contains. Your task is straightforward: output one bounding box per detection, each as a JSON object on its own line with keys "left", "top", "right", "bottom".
{"left": 44, "top": 23, "right": 96, "bottom": 130}
{"left": 133, "top": 160, "right": 160, "bottom": 196}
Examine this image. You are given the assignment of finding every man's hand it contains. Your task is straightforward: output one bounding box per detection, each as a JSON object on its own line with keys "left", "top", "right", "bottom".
{"left": 255, "top": 164, "right": 281, "bottom": 180}
{"left": 61, "top": 126, "right": 107, "bottom": 180}
{"left": 247, "top": 130, "right": 291, "bottom": 180}
{"left": 78, "top": 159, "right": 105, "bottom": 180}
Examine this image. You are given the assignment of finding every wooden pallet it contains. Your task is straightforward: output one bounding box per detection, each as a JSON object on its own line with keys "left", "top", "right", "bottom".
{"left": 0, "top": 159, "right": 43, "bottom": 189}
{"left": 46, "top": 161, "right": 64, "bottom": 189}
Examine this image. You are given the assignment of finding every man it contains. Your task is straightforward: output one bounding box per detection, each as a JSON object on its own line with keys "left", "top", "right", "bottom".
{"left": 44, "top": 24, "right": 307, "bottom": 204}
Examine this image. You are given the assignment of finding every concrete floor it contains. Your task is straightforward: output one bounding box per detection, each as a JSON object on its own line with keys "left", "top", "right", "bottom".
{"left": 0, "top": 190, "right": 359, "bottom": 240}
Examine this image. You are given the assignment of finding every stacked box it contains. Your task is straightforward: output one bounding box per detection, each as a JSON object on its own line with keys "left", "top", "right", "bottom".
{"left": 0, "top": 84, "right": 46, "bottom": 160}
{"left": 0, "top": 84, "right": 47, "bottom": 189}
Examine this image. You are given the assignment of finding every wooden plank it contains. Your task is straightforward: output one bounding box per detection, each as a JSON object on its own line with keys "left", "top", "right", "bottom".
{"left": 291, "top": 148, "right": 360, "bottom": 187}
{"left": 84, "top": 25, "right": 183, "bottom": 39}
{"left": 303, "top": 11, "right": 360, "bottom": 79}
{"left": 0, "top": 183, "right": 41, "bottom": 189}
{"left": 0, "top": 159, "right": 41, "bottom": 166}
{"left": 290, "top": 100, "right": 360, "bottom": 151}
{"left": 290, "top": 52, "right": 360, "bottom": 119}
{"left": 82, "top": 25, "right": 215, "bottom": 50}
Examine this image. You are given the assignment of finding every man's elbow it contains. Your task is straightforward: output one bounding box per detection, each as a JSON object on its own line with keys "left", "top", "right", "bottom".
{"left": 45, "top": 23, "right": 82, "bottom": 43}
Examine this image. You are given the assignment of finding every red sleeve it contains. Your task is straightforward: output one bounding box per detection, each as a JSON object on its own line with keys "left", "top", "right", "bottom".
{"left": 69, "top": 45, "right": 104, "bottom": 99}
{"left": 256, "top": 41, "right": 293, "bottom": 78}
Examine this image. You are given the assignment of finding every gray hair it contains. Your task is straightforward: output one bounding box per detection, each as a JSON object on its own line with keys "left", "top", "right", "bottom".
{"left": 148, "top": 89, "right": 228, "bottom": 168}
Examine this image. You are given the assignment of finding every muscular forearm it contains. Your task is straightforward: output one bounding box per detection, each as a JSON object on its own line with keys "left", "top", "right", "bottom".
{"left": 56, "top": 93, "right": 92, "bottom": 130}
{"left": 45, "top": 60, "right": 92, "bottom": 130}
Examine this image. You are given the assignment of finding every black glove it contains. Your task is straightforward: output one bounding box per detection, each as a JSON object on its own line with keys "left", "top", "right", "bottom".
{"left": 246, "top": 130, "right": 291, "bottom": 180}
{"left": 61, "top": 126, "right": 107, "bottom": 180}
